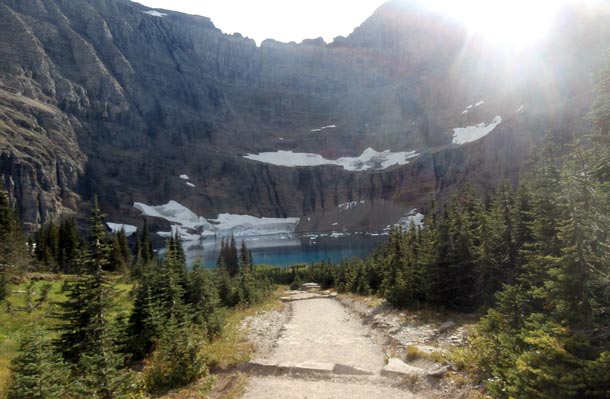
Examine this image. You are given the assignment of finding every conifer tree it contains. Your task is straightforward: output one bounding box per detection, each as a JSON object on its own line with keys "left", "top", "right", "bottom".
{"left": 7, "top": 329, "right": 71, "bottom": 399}
{"left": 0, "top": 190, "right": 29, "bottom": 270}
{"left": 55, "top": 197, "right": 114, "bottom": 363}
{"left": 58, "top": 218, "right": 82, "bottom": 273}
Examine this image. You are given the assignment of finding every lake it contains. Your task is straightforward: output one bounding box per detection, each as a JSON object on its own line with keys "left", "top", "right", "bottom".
{"left": 173, "top": 233, "right": 389, "bottom": 267}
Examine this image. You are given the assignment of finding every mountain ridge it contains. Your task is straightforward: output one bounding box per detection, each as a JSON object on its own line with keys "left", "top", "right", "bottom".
{"left": 0, "top": 0, "right": 608, "bottom": 233}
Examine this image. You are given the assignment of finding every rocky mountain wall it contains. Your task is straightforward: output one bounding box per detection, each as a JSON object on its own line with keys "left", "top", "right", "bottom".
{"left": 0, "top": 0, "right": 608, "bottom": 230}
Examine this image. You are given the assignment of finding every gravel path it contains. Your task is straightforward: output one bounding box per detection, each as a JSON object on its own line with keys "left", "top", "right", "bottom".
{"left": 241, "top": 297, "right": 419, "bottom": 399}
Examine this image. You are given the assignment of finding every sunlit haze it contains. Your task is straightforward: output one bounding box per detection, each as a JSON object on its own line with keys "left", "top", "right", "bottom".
{"left": 427, "top": 0, "right": 586, "bottom": 47}
{"left": 132, "top": 0, "right": 386, "bottom": 45}
{"left": 133, "top": 0, "right": 599, "bottom": 47}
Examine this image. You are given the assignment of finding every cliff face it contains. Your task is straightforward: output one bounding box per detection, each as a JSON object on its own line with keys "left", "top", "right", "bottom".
{"left": 0, "top": 0, "right": 609, "bottom": 230}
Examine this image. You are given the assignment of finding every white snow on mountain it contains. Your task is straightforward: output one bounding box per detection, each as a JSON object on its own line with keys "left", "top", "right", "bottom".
{"left": 243, "top": 147, "right": 418, "bottom": 171}
{"left": 134, "top": 201, "right": 209, "bottom": 231}
{"left": 461, "top": 100, "right": 485, "bottom": 114}
{"left": 453, "top": 116, "right": 502, "bottom": 145}
{"left": 133, "top": 201, "right": 299, "bottom": 241}
{"left": 208, "top": 214, "right": 300, "bottom": 237}
{"left": 516, "top": 104, "right": 525, "bottom": 114}
{"left": 106, "top": 223, "right": 138, "bottom": 237}
{"left": 158, "top": 226, "right": 201, "bottom": 242}
{"left": 179, "top": 174, "right": 190, "bottom": 180}
{"left": 338, "top": 200, "right": 366, "bottom": 211}
{"left": 310, "top": 124, "right": 337, "bottom": 132}
{"left": 143, "top": 10, "right": 166, "bottom": 17}
{"left": 396, "top": 211, "right": 425, "bottom": 229}
{"left": 186, "top": 182, "right": 196, "bottom": 187}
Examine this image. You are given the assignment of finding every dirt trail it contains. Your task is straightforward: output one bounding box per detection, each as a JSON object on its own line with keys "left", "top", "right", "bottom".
{"left": 241, "top": 297, "right": 419, "bottom": 399}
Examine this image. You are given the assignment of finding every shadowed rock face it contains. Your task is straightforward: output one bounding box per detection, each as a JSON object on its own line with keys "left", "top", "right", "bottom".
{"left": 0, "top": 0, "right": 609, "bottom": 230}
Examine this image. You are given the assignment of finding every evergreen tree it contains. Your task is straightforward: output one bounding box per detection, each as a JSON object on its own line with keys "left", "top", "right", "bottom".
{"left": 0, "top": 190, "right": 29, "bottom": 270}
{"left": 187, "top": 261, "right": 223, "bottom": 338}
{"left": 55, "top": 197, "right": 115, "bottom": 363}
{"left": 58, "top": 218, "right": 82, "bottom": 273}
{"left": 7, "top": 329, "right": 71, "bottom": 399}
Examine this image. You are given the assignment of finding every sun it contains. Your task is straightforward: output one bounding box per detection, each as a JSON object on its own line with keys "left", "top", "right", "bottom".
{"left": 427, "top": 0, "right": 571, "bottom": 47}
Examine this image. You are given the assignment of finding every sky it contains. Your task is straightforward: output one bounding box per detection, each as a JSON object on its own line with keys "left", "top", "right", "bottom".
{"left": 132, "top": 0, "right": 386, "bottom": 45}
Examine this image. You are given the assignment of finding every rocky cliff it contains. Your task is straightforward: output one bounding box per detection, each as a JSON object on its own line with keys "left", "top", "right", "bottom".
{"left": 0, "top": 0, "right": 609, "bottom": 231}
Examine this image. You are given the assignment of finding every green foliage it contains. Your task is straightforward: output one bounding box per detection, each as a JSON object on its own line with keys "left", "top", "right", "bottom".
{"left": 6, "top": 329, "right": 71, "bottom": 399}
{"left": 143, "top": 318, "right": 208, "bottom": 394}
{"left": 0, "top": 272, "right": 8, "bottom": 301}
{"left": 0, "top": 190, "right": 29, "bottom": 271}
{"left": 217, "top": 236, "right": 239, "bottom": 277}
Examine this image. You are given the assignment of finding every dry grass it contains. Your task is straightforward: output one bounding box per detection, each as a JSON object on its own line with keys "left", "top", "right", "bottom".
{"left": 340, "top": 292, "right": 386, "bottom": 307}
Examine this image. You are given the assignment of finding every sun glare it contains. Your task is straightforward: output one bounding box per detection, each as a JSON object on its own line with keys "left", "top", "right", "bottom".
{"left": 427, "top": 0, "right": 572, "bottom": 47}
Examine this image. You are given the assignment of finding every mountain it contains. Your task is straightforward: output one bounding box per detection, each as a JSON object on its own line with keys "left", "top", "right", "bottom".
{"left": 1, "top": 0, "right": 609, "bottom": 234}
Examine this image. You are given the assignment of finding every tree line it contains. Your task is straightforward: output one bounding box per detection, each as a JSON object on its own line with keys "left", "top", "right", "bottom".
{"left": 0, "top": 195, "right": 272, "bottom": 397}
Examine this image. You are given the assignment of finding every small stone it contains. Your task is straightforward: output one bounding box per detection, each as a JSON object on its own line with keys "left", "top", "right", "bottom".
{"left": 381, "top": 358, "right": 427, "bottom": 378}
{"left": 437, "top": 320, "right": 456, "bottom": 333}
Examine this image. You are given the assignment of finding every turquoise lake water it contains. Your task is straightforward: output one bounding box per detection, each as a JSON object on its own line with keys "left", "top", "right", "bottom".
{"left": 177, "top": 234, "right": 388, "bottom": 267}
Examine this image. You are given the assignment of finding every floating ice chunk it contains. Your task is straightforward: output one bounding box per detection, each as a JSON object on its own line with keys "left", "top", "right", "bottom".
{"left": 244, "top": 148, "right": 418, "bottom": 171}
{"left": 475, "top": 100, "right": 485, "bottom": 107}
{"left": 310, "top": 124, "right": 337, "bottom": 132}
{"left": 516, "top": 104, "right": 525, "bottom": 113}
{"left": 143, "top": 10, "right": 167, "bottom": 17}
{"left": 452, "top": 116, "right": 502, "bottom": 145}
{"left": 106, "top": 223, "right": 137, "bottom": 237}
{"left": 186, "top": 182, "right": 196, "bottom": 187}
{"left": 179, "top": 174, "right": 190, "bottom": 180}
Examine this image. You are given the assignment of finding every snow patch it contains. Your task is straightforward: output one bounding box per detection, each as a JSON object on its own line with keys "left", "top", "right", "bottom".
{"left": 179, "top": 174, "right": 190, "bottom": 180}
{"left": 396, "top": 211, "right": 425, "bottom": 230}
{"left": 452, "top": 116, "right": 502, "bottom": 145}
{"left": 186, "top": 182, "right": 196, "bottom": 188}
{"left": 133, "top": 201, "right": 299, "bottom": 240}
{"left": 461, "top": 100, "right": 485, "bottom": 114}
{"left": 244, "top": 147, "right": 418, "bottom": 171}
{"left": 143, "top": 10, "right": 167, "bottom": 17}
{"left": 516, "top": 104, "right": 525, "bottom": 114}
{"left": 106, "top": 223, "right": 137, "bottom": 237}
{"left": 310, "top": 124, "right": 336, "bottom": 132}
{"left": 207, "top": 214, "right": 300, "bottom": 237}
{"left": 134, "top": 201, "right": 208, "bottom": 231}
{"left": 338, "top": 200, "right": 366, "bottom": 211}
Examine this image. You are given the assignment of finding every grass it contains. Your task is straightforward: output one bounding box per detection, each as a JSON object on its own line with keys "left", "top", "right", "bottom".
{"left": 0, "top": 273, "right": 133, "bottom": 398}
{"left": 206, "top": 285, "right": 285, "bottom": 369}
{"left": 1, "top": 275, "right": 286, "bottom": 399}
{"left": 158, "top": 285, "right": 286, "bottom": 399}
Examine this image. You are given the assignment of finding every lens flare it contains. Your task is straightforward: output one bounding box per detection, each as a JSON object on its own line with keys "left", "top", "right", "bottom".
{"left": 427, "top": 0, "right": 574, "bottom": 47}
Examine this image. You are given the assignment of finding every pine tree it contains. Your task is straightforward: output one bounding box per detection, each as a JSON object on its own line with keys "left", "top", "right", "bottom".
{"left": 187, "top": 261, "right": 223, "bottom": 338}
{"left": 226, "top": 235, "right": 239, "bottom": 277}
{"left": 0, "top": 190, "right": 29, "bottom": 270}
{"left": 7, "top": 329, "right": 71, "bottom": 399}
{"left": 58, "top": 218, "right": 82, "bottom": 273}
{"left": 239, "top": 240, "right": 251, "bottom": 271}
{"left": 55, "top": 197, "right": 115, "bottom": 363}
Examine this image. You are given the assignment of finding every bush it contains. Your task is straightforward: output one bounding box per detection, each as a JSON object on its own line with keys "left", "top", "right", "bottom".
{"left": 144, "top": 320, "right": 208, "bottom": 394}
{"left": 7, "top": 329, "right": 70, "bottom": 399}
